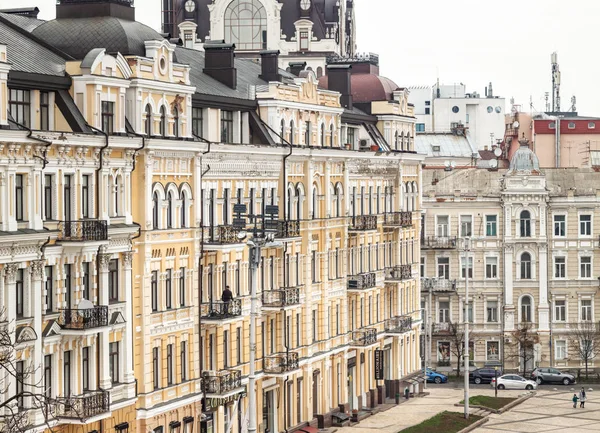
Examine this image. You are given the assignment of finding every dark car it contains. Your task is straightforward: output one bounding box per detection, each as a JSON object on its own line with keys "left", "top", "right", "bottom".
{"left": 530, "top": 367, "right": 576, "bottom": 385}
{"left": 469, "top": 368, "right": 503, "bottom": 384}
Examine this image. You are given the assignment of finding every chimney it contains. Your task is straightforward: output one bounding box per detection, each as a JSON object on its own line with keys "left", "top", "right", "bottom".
{"left": 289, "top": 62, "right": 306, "bottom": 77}
{"left": 326, "top": 64, "right": 353, "bottom": 110}
{"left": 203, "top": 40, "right": 237, "bottom": 89}
{"left": 488, "top": 82, "right": 493, "bottom": 98}
{"left": 259, "top": 50, "right": 281, "bottom": 82}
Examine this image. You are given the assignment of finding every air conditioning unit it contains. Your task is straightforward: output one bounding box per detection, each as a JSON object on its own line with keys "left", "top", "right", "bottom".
{"left": 359, "top": 139, "right": 370, "bottom": 149}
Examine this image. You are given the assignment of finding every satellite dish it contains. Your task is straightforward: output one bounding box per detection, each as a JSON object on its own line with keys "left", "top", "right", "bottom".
{"left": 78, "top": 299, "right": 94, "bottom": 309}
{"left": 513, "top": 121, "right": 520, "bottom": 128}
{"left": 490, "top": 159, "right": 498, "bottom": 169}
{"left": 450, "top": 161, "right": 456, "bottom": 168}
{"left": 494, "top": 147, "right": 502, "bottom": 157}
{"left": 444, "top": 161, "right": 451, "bottom": 168}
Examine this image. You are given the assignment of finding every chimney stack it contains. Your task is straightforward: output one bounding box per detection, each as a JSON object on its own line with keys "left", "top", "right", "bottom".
{"left": 326, "top": 64, "right": 353, "bottom": 110}
{"left": 289, "top": 62, "right": 306, "bottom": 77}
{"left": 259, "top": 50, "right": 281, "bottom": 83}
{"left": 203, "top": 40, "right": 237, "bottom": 89}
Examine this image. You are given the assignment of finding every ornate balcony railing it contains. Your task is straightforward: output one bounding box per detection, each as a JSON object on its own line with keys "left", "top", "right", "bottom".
{"left": 58, "top": 220, "right": 108, "bottom": 242}
{"left": 263, "top": 352, "right": 299, "bottom": 374}
{"left": 421, "top": 236, "right": 458, "bottom": 249}
{"left": 200, "top": 300, "right": 242, "bottom": 319}
{"left": 433, "top": 322, "right": 450, "bottom": 333}
{"left": 385, "top": 316, "right": 413, "bottom": 334}
{"left": 349, "top": 215, "right": 378, "bottom": 231}
{"left": 421, "top": 278, "right": 457, "bottom": 292}
{"left": 205, "top": 225, "right": 242, "bottom": 244}
{"left": 350, "top": 328, "right": 378, "bottom": 346}
{"left": 347, "top": 272, "right": 377, "bottom": 290}
{"left": 384, "top": 211, "right": 413, "bottom": 227}
{"left": 58, "top": 306, "right": 108, "bottom": 330}
{"left": 262, "top": 287, "right": 301, "bottom": 308}
{"left": 385, "top": 265, "right": 412, "bottom": 281}
{"left": 276, "top": 220, "right": 300, "bottom": 238}
{"left": 55, "top": 391, "right": 110, "bottom": 420}
{"left": 203, "top": 369, "right": 242, "bottom": 394}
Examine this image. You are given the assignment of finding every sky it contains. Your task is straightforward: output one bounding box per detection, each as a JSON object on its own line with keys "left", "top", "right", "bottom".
{"left": 4, "top": 0, "right": 600, "bottom": 116}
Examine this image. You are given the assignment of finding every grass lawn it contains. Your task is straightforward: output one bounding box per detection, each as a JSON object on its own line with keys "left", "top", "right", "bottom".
{"left": 459, "top": 395, "right": 516, "bottom": 410}
{"left": 398, "top": 411, "right": 482, "bottom": 433}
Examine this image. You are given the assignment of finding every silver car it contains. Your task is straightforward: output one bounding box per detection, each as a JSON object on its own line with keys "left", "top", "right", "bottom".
{"left": 491, "top": 374, "right": 538, "bottom": 390}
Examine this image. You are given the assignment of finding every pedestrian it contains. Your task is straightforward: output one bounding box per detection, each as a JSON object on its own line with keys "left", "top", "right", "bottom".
{"left": 572, "top": 393, "right": 579, "bottom": 408}
{"left": 222, "top": 285, "right": 233, "bottom": 315}
{"left": 579, "top": 388, "right": 587, "bottom": 408}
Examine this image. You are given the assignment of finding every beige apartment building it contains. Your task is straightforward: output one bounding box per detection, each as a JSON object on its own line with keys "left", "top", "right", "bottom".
{"left": 422, "top": 138, "right": 600, "bottom": 373}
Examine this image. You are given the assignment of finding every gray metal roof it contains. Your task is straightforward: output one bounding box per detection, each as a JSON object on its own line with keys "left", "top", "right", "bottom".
{"left": 0, "top": 11, "right": 44, "bottom": 32}
{"left": 415, "top": 133, "right": 478, "bottom": 158}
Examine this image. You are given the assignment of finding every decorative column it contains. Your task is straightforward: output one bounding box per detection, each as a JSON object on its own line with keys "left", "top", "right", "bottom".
{"left": 30, "top": 261, "right": 44, "bottom": 389}
{"left": 538, "top": 244, "right": 550, "bottom": 331}
{"left": 503, "top": 245, "right": 515, "bottom": 331}
{"left": 122, "top": 252, "right": 135, "bottom": 387}
{"left": 3, "top": 263, "right": 19, "bottom": 409}
{"left": 98, "top": 252, "right": 112, "bottom": 390}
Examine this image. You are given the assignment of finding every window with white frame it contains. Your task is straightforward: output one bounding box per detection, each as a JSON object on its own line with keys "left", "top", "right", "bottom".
{"left": 520, "top": 210, "right": 531, "bottom": 237}
{"left": 520, "top": 252, "right": 532, "bottom": 279}
{"left": 580, "top": 214, "right": 592, "bottom": 236}
{"left": 420, "top": 256, "right": 425, "bottom": 277}
{"left": 437, "top": 257, "right": 450, "bottom": 279}
{"left": 460, "top": 215, "right": 472, "bottom": 237}
{"left": 465, "top": 302, "right": 473, "bottom": 323}
{"left": 554, "top": 299, "right": 566, "bottom": 322}
{"left": 486, "top": 300, "right": 498, "bottom": 323}
{"left": 554, "top": 256, "right": 566, "bottom": 278}
{"left": 486, "top": 215, "right": 497, "bottom": 236}
{"left": 554, "top": 214, "right": 566, "bottom": 237}
{"left": 521, "top": 295, "right": 532, "bottom": 322}
{"left": 581, "top": 299, "right": 592, "bottom": 321}
{"left": 485, "top": 257, "right": 498, "bottom": 279}
{"left": 436, "top": 215, "right": 449, "bottom": 237}
{"left": 438, "top": 301, "right": 450, "bottom": 323}
{"left": 460, "top": 256, "right": 473, "bottom": 279}
{"left": 555, "top": 340, "right": 567, "bottom": 360}
{"left": 580, "top": 256, "right": 592, "bottom": 278}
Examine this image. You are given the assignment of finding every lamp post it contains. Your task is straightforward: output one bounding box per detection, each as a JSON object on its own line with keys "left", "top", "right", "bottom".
{"left": 494, "top": 367, "right": 498, "bottom": 398}
{"left": 463, "top": 237, "right": 471, "bottom": 420}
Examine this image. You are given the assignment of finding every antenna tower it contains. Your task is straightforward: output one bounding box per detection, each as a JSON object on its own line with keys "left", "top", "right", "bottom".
{"left": 551, "top": 52, "right": 561, "bottom": 112}
{"left": 570, "top": 96, "right": 577, "bottom": 112}
{"left": 544, "top": 92, "right": 550, "bottom": 112}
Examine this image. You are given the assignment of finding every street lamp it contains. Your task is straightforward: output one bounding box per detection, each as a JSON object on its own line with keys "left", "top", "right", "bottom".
{"left": 463, "top": 237, "right": 471, "bottom": 420}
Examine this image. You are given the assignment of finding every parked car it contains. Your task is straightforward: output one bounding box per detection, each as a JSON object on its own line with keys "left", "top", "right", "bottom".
{"left": 469, "top": 368, "right": 503, "bottom": 384}
{"left": 530, "top": 367, "right": 576, "bottom": 385}
{"left": 425, "top": 369, "right": 448, "bottom": 384}
{"left": 491, "top": 375, "right": 537, "bottom": 390}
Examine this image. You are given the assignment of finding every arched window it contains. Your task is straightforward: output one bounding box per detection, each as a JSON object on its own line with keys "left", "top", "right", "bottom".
{"left": 406, "top": 132, "right": 411, "bottom": 150}
{"left": 316, "top": 66, "right": 323, "bottom": 78}
{"left": 145, "top": 104, "right": 152, "bottom": 136}
{"left": 521, "top": 295, "right": 532, "bottom": 322}
{"left": 181, "top": 190, "right": 188, "bottom": 228}
{"left": 287, "top": 183, "right": 295, "bottom": 220}
{"left": 224, "top": 0, "right": 267, "bottom": 51}
{"left": 312, "top": 184, "right": 319, "bottom": 219}
{"left": 167, "top": 191, "right": 174, "bottom": 228}
{"left": 173, "top": 107, "right": 179, "bottom": 138}
{"left": 330, "top": 183, "right": 336, "bottom": 217}
{"left": 330, "top": 124, "right": 334, "bottom": 147}
{"left": 159, "top": 106, "right": 167, "bottom": 137}
{"left": 113, "top": 175, "right": 122, "bottom": 216}
{"left": 295, "top": 184, "right": 304, "bottom": 221}
{"left": 412, "top": 181, "right": 418, "bottom": 211}
{"left": 335, "top": 183, "right": 343, "bottom": 218}
{"left": 321, "top": 123, "right": 326, "bottom": 146}
{"left": 305, "top": 121, "right": 311, "bottom": 146}
{"left": 280, "top": 118, "right": 286, "bottom": 144}
{"left": 289, "top": 120, "right": 295, "bottom": 145}
{"left": 152, "top": 191, "right": 160, "bottom": 229}
{"left": 520, "top": 210, "right": 531, "bottom": 237}
{"left": 520, "top": 252, "right": 532, "bottom": 279}
{"left": 394, "top": 131, "right": 399, "bottom": 150}
{"left": 403, "top": 183, "right": 410, "bottom": 211}
{"left": 400, "top": 132, "right": 405, "bottom": 151}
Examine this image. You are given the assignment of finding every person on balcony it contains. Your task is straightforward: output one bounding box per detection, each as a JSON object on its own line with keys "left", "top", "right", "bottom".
{"left": 222, "top": 285, "right": 233, "bottom": 315}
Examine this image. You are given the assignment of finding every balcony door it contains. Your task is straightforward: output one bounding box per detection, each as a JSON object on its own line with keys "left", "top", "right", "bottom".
{"left": 64, "top": 175, "right": 72, "bottom": 221}
{"left": 262, "top": 389, "right": 276, "bottom": 433}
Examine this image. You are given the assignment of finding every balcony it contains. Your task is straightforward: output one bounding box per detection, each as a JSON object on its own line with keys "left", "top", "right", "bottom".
{"left": 263, "top": 352, "right": 299, "bottom": 375}
{"left": 421, "top": 236, "right": 458, "bottom": 249}
{"left": 56, "top": 391, "right": 110, "bottom": 421}
{"left": 383, "top": 212, "right": 413, "bottom": 227}
{"left": 385, "top": 316, "right": 413, "bottom": 334}
{"left": 203, "top": 369, "right": 242, "bottom": 395}
{"left": 262, "top": 286, "right": 301, "bottom": 309}
{"left": 349, "top": 215, "right": 378, "bottom": 231}
{"left": 385, "top": 265, "right": 412, "bottom": 282}
{"left": 347, "top": 272, "right": 377, "bottom": 290}
{"left": 200, "top": 300, "right": 242, "bottom": 320}
{"left": 204, "top": 225, "right": 243, "bottom": 245}
{"left": 350, "top": 328, "right": 378, "bottom": 346}
{"left": 276, "top": 220, "right": 301, "bottom": 238}
{"left": 433, "top": 322, "right": 450, "bottom": 334}
{"left": 58, "top": 306, "right": 109, "bottom": 331}
{"left": 421, "top": 278, "right": 457, "bottom": 293}
{"left": 58, "top": 220, "right": 108, "bottom": 242}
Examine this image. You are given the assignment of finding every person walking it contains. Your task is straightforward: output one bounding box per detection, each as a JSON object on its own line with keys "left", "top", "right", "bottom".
{"left": 579, "top": 388, "right": 587, "bottom": 408}
{"left": 572, "top": 393, "right": 579, "bottom": 408}
{"left": 222, "top": 285, "right": 233, "bottom": 315}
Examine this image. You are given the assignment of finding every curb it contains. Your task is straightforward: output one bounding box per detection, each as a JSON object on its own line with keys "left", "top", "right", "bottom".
{"left": 457, "top": 417, "right": 488, "bottom": 433}
{"left": 453, "top": 392, "right": 536, "bottom": 414}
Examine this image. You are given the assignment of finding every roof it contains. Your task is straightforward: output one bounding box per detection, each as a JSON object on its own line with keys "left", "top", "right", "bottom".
{"left": 0, "top": 15, "right": 66, "bottom": 76}
{"left": 415, "top": 133, "right": 478, "bottom": 159}
{"left": 0, "top": 10, "right": 44, "bottom": 32}
{"left": 508, "top": 143, "right": 541, "bottom": 175}
{"left": 31, "top": 16, "right": 164, "bottom": 59}
{"left": 534, "top": 118, "right": 600, "bottom": 135}
{"left": 318, "top": 72, "right": 400, "bottom": 103}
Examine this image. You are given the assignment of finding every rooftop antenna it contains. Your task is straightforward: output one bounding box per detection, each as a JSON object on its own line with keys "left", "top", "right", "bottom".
{"left": 551, "top": 52, "right": 561, "bottom": 112}
{"left": 570, "top": 95, "right": 577, "bottom": 113}
{"left": 544, "top": 92, "right": 550, "bottom": 112}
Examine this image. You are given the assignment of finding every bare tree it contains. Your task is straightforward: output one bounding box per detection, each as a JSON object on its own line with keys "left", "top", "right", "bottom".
{"left": 572, "top": 321, "right": 600, "bottom": 380}
{"left": 508, "top": 322, "right": 539, "bottom": 376}
{"left": 447, "top": 322, "right": 472, "bottom": 377}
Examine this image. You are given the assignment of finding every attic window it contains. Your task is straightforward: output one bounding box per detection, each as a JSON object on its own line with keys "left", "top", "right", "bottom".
{"left": 589, "top": 122, "right": 596, "bottom": 129}
{"left": 549, "top": 122, "right": 556, "bottom": 129}
{"left": 568, "top": 122, "right": 576, "bottom": 129}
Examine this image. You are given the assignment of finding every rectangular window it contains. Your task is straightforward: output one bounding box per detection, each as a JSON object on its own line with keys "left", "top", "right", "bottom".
{"left": 15, "top": 174, "right": 24, "bottom": 222}
{"left": 224, "top": 330, "right": 229, "bottom": 367}
{"left": 101, "top": 101, "right": 114, "bottom": 134}
{"left": 82, "top": 174, "right": 90, "bottom": 218}
{"left": 44, "top": 174, "right": 53, "bottom": 221}
{"left": 554, "top": 215, "right": 566, "bottom": 237}
{"left": 296, "top": 313, "right": 301, "bottom": 347}
{"left": 63, "top": 350, "right": 71, "bottom": 396}
{"left": 165, "top": 269, "right": 172, "bottom": 309}
{"left": 82, "top": 346, "right": 90, "bottom": 391}
{"left": 153, "top": 347, "right": 159, "bottom": 389}
{"left": 16, "top": 360, "right": 24, "bottom": 408}
{"left": 45, "top": 266, "right": 53, "bottom": 312}
{"left": 554, "top": 256, "right": 566, "bottom": 278}
{"left": 9, "top": 89, "right": 31, "bottom": 127}
{"left": 109, "top": 259, "right": 119, "bottom": 303}
{"left": 82, "top": 262, "right": 90, "bottom": 300}
{"left": 151, "top": 270, "right": 158, "bottom": 312}
{"left": 236, "top": 327, "right": 242, "bottom": 365}
{"left": 235, "top": 260, "right": 241, "bottom": 296}
{"left": 221, "top": 110, "right": 234, "bottom": 143}
{"left": 44, "top": 355, "right": 52, "bottom": 398}
{"left": 436, "top": 215, "right": 449, "bottom": 237}
{"left": 424, "top": 107, "right": 430, "bottom": 115}
{"left": 312, "top": 310, "right": 317, "bottom": 342}
{"left": 416, "top": 123, "right": 425, "bottom": 132}
{"left": 460, "top": 215, "right": 472, "bottom": 237}
{"left": 580, "top": 214, "right": 592, "bottom": 236}
{"left": 192, "top": 107, "right": 203, "bottom": 137}
{"left": 311, "top": 250, "right": 317, "bottom": 283}
{"left": 438, "top": 301, "right": 450, "bottom": 323}
{"left": 580, "top": 256, "right": 592, "bottom": 278}
{"left": 461, "top": 256, "right": 473, "bottom": 279}
{"left": 166, "top": 344, "right": 173, "bottom": 385}
{"left": 181, "top": 341, "right": 187, "bottom": 382}
{"left": 486, "top": 300, "right": 498, "bottom": 323}
{"left": 555, "top": 340, "right": 567, "bottom": 360}
{"left": 40, "top": 91, "right": 49, "bottom": 130}
{"left": 300, "top": 31, "right": 309, "bottom": 50}
{"left": 485, "top": 257, "right": 498, "bottom": 279}
{"left": 347, "top": 127, "right": 355, "bottom": 146}
{"left": 486, "top": 215, "right": 497, "bottom": 236}
{"left": 110, "top": 342, "right": 119, "bottom": 384}
{"left": 554, "top": 300, "right": 566, "bottom": 322}
{"left": 437, "top": 257, "right": 450, "bottom": 279}
{"left": 16, "top": 268, "right": 24, "bottom": 318}
{"left": 581, "top": 299, "right": 592, "bottom": 321}
{"left": 179, "top": 267, "right": 185, "bottom": 307}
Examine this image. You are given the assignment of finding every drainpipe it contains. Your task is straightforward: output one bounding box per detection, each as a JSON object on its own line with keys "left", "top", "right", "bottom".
{"left": 7, "top": 119, "right": 53, "bottom": 168}
{"left": 86, "top": 124, "right": 109, "bottom": 221}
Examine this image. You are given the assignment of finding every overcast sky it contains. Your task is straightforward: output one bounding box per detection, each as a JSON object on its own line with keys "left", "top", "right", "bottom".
{"left": 5, "top": 0, "right": 599, "bottom": 116}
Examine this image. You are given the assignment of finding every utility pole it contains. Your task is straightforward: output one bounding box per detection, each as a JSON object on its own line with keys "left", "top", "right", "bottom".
{"left": 427, "top": 280, "right": 433, "bottom": 389}
{"left": 247, "top": 239, "right": 261, "bottom": 433}
{"left": 464, "top": 237, "right": 470, "bottom": 420}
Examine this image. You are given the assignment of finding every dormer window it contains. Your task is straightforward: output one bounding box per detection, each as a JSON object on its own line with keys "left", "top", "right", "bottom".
{"left": 300, "top": 30, "right": 309, "bottom": 51}
{"left": 224, "top": 0, "right": 267, "bottom": 51}
{"left": 9, "top": 89, "right": 31, "bottom": 127}
{"left": 101, "top": 101, "right": 114, "bottom": 134}
{"left": 145, "top": 104, "right": 153, "bottom": 136}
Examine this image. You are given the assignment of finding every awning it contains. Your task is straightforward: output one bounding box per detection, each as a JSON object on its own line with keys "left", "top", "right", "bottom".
{"left": 299, "top": 427, "right": 319, "bottom": 433}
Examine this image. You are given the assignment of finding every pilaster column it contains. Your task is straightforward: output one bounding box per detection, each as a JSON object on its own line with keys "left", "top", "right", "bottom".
{"left": 122, "top": 252, "right": 135, "bottom": 386}
{"left": 3, "top": 263, "right": 18, "bottom": 411}
{"left": 98, "top": 252, "right": 112, "bottom": 390}
{"left": 538, "top": 244, "right": 549, "bottom": 331}
{"left": 503, "top": 244, "right": 515, "bottom": 331}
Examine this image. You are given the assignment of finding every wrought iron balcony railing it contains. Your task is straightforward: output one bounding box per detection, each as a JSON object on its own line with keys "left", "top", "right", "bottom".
{"left": 421, "top": 278, "right": 457, "bottom": 292}
{"left": 205, "top": 225, "right": 242, "bottom": 244}
{"left": 384, "top": 211, "right": 413, "bottom": 227}
{"left": 385, "top": 265, "right": 412, "bottom": 281}
{"left": 263, "top": 352, "right": 299, "bottom": 374}
{"left": 347, "top": 272, "right": 377, "bottom": 290}
{"left": 276, "top": 220, "right": 301, "bottom": 238}
{"left": 349, "top": 215, "right": 378, "bottom": 231}
{"left": 385, "top": 316, "right": 413, "bottom": 334}
{"left": 420, "top": 236, "right": 458, "bottom": 249}
{"left": 203, "top": 369, "right": 242, "bottom": 394}
{"left": 58, "top": 220, "right": 108, "bottom": 242}
{"left": 55, "top": 391, "right": 110, "bottom": 420}
{"left": 262, "top": 286, "right": 301, "bottom": 308}
{"left": 58, "top": 306, "right": 109, "bottom": 330}
{"left": 350, "top": 328, "right": 378, "bottom": 346}
{"left": 200, "top": 300, "right": 242, "bottom": 319}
